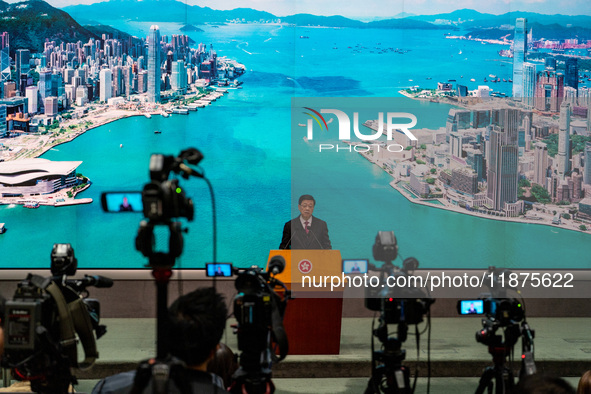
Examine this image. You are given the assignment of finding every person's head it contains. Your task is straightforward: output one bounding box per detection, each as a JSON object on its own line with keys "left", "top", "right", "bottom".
{"left": 513, "top": 374, "right": 575, "bottom": 394}
{"left": 578, "top": 370, "right": 591, "bottom": 394}
{"left": 207, "top": 342, "right": 238, "bottom": 388}
{"left": 168, "top": 287, "right": 227, "bottom": 368}
{"left": 298, "top": 194, "right": 315, "bottom": 221}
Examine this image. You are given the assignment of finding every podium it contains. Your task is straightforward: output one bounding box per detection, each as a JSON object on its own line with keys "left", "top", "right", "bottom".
{"left": 266, "top": 249, "right": 343, "bottom": 355}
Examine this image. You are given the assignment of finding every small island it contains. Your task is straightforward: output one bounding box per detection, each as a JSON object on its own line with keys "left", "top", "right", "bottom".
{"left": 180, "top": 24, "right": 204, "bottom": 32}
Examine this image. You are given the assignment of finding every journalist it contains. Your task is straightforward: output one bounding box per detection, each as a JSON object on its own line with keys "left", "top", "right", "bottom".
{"left": 92, "top": 287, "right": 228, "bottom": 394}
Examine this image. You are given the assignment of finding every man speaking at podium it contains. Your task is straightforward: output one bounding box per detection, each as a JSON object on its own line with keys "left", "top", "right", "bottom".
{"left": 279, "top": 194, "right": 332, "bottom": 250}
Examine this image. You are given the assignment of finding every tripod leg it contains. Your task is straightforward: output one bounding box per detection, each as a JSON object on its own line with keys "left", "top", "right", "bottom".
{"left": 365, "top": 376, "right": 379, "bottom": 394}
{"left": 475, "top": 368, "right": 495, "bottom": 394}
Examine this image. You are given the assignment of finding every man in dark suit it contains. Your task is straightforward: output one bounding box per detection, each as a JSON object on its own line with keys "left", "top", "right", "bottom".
{"left": 279, "top": 194, "right": 331, "bottom": 249}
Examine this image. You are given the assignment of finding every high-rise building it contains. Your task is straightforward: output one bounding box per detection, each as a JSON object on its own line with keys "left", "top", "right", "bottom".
{"left": 0, "top": 104, "right": 6, "bottom": 138}
{"left": 534, "top": 71, "right": 564, "bottom": 112}
{"left": 451, "top": 168, "right": 478, "bottom": 195}
{"left": 565, "top": 58, "right": 578, "bottom": 91}
{"left": 99, "top": 68, "right": 112, "bottom": 102}
{"left": 38, "top": 70, "right": 52, "bottom": 104}
{"left": 15, "top": 49, "right": 30, "bottom": 93}
{"left": 512, "top": 18, "right": 527, "bottom": 100}
{"left": 171, "top": 60, "right": 187, "bottom": 93}
{"left": 584, "top": 142, "right": 591, "bottom": 186}
{"left": 534, "top": 142, "right": 548, "bottom": 186}
{"left": 148, "top": 25, "right": 161, "bottom": 103}
{"left": 25, "top": 86, "right": 38, "bottom": 114}
{"left": 545, "top": 57, "right": 556, "bottom": 71}
{"left": 557, "top": 102, "right": 571, "bottom": 179}
{"left": 522, "top": 62, "right": 537, "bottom": 109}
{"left": 466, "top": 148, "right": 484, "bottom": 181}
{"left": 137, "top": 70, "right": 148, "bottom": 94}
{"left": 44, "top": 96, "right": 58, "bottom": 117}
{"left": 487, "top": 109, "right": 520, "bottom": 211}
{"left": 0, "top": 32, "right": 9, "bottom": 98}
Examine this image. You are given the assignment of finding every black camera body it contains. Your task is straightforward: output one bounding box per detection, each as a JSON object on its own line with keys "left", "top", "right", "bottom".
{"left": 142, "top": 178, "right": 194, "bottom": 223}
{"left": 230, "top": 258, "right": 290, "bottom": 394}
{"left": 1, "top": 244, "right": 110, "bottom": 394}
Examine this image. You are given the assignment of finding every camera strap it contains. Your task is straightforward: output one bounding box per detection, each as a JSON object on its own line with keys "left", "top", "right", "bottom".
{"left": 45, "top": 281, "right": 78, "bottom": 367}
{"left": 45, "top": 281, "right": 98, "bottom": 370}
{"left": 270, "top": 294, "right": 288, "bottom": 362}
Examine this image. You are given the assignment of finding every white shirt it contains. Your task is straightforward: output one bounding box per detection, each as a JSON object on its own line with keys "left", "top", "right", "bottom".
{"left": 299, "top": 215, "right": 312, "bottom": 231}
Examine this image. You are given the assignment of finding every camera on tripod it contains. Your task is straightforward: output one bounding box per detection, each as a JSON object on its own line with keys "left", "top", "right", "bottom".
{"left": 365, "top": 232, "right": 431, "bottom": 325}
{"left": 205, "top": 258, "right": 290, "bottom": 394}
{"left": 1, "top": 243, "right": 112, "bottom": 394}
{"left": 364, "top": 231, "right": 434, "bottom": 394}
{"left": 458, "top": 267, "right": 536, "bottom": 394}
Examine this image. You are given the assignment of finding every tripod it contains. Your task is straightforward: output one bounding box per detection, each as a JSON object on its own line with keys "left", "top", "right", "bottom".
{"left": 365, "top": 311, "right": 413, "bottom": 394}
{"left": 475, "top": 321, "right": 521, "bottom": 394}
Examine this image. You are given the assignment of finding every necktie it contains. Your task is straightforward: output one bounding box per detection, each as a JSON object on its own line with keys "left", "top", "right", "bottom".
{"left": 304, "top": 221, "right": 309, "bottom": 234}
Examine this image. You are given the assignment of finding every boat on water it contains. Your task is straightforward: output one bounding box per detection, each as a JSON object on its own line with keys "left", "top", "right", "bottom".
{"left": 24, "top": 201, "right": 40, "bottom": 209}
{"left": 144, "top": 113, "right": 152, "bottom": 119}
{"left": 172, "top": 108, "right": 189, "bottom": 115}
{"left": 154, "top": 130, "right": 162, "bottom": 134}
{"left": 470, "top": 78, "right": 476, "bottom": 82}
{"left": 0, "top": 223, "right": 6, "bottom": 234}
{"left": 489, "top": 74, "right": 497, "bottom": 79}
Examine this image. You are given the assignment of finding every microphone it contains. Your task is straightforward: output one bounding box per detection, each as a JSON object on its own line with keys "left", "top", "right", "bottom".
{"left": 308, "top": 226, "right": 325, "bottom": 250}
{"left": 268, "top": 255, "right": 286, "bottom": 275}
{"left": 178, "top": 163, "right": 204, "bottom": 178}
{"left": 67, "top": 275, "right": 114, "bottom": 291}
{"left": 280, "top": 224, "right": 297, "bottom": 249}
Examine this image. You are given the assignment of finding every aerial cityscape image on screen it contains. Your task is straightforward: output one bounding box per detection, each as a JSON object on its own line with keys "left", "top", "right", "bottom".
{"left": 0, "top": 0, "right": 589, "bottom": 271}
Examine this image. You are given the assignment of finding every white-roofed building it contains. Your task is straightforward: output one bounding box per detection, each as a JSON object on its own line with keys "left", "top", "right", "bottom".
{"left": 0, "top": 158, "right": 82, "bottom": 196}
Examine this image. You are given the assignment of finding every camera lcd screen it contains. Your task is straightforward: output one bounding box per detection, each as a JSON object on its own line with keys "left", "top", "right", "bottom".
{"left": 459, "top": 300, "right": 484, "bottom": 315}
{"left": 101, "top": 192, "right": 143, "bottom": 213}
{"left": 342, "top": 259, "right": 368, "bottom": 274}
{"left": 206, "top": 263, "right": 233, "bottom": 277}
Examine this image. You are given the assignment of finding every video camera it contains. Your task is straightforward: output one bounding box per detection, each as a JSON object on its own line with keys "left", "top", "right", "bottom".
{"left": 364, "top": 231, "right": 434, "bottom": 394}
{"left": 457, "top": 267, "right": 536, "bottom": 393}
{"left": 1, "top": 244, "right": 111, "bottom": 394}
{"left": 365, "top": 232, "right": 432, "bottom": 325}
{"left": 205, "top": 258, "right": 290, "bottom": 394}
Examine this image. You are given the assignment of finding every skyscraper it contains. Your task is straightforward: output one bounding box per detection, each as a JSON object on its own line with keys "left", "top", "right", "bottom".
{"left": 534, "top": 142, "right": 548, "bottom": 186}
{"left": 15, "top": 49, "right": 30, "bottom": 93}
{"left": 148, "top": 25, "right": 161, "bottom": 103}
{"left": 0, "top": 32, "right": 9, "bottom": 98}
{"left": 534, "top": 71, "right": 564, "bottom": 112}
{"left": 0, "top": 104, "right": 6, "bottom": 138}
{"left": 99, "top": 68, "right": 112, "bottom": 102}
{"left": 487, "top": 109, "right": 520, "bottom": 211}
{"left": 38, "top": 70, "right": 52, "bottom": 104}
{"left": 522, "top": 62, "right": 537, "bottom": 109}
{"left": 25, "top": 86, "right": 38, "bottom": 114}
{"left": 564, "top": 58, "right": 578, "bottom": 91}
{"left": 512, "top": 18, "right": 527, "bottom": 100}
{"left": 545, "top": 57, "right": 556, "bottom": 71}
{"left": 171, "top": 60, "right": 187, "bottom": 93}
{"left": 584, "top": 142, "right": 591, "bottom": 186}
{"left": 557, "top": 102, "right": 571, "bottom": 180}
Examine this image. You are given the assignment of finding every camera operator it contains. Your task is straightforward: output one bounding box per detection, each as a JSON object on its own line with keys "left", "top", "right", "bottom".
{"left": 92, "top": 287, "right": 228, "bottom": 394}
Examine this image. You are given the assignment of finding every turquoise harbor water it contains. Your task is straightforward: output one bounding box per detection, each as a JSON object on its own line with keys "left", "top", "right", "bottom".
{"left": 1, "top": 24, "right": 590, "bottom": 269}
